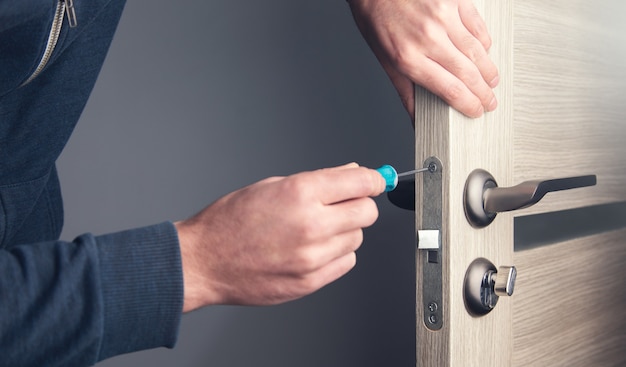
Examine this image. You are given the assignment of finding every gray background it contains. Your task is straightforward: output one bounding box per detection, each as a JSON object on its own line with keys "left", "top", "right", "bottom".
{"left": 57, "top": 0, "right": 416, "bottom": 366}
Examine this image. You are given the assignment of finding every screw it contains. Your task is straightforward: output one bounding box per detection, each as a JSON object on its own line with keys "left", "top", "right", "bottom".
{"left": 427, "top": 302, "right": 438, "bottom": 312}
{"left": 428, "top": 162, "right": 437, "bottom": 173}
{"left": 428, "top": 314, "right": 438, "bottom": 325}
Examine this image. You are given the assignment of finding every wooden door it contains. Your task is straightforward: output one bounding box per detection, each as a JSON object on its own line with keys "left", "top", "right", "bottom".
{"left": 413, "top": 0, "right": 626, "bottom": 366}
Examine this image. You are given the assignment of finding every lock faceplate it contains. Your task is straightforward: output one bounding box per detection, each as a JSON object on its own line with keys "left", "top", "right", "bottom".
{"left": 420, "top": 157, "right": 443, "bottom": 330}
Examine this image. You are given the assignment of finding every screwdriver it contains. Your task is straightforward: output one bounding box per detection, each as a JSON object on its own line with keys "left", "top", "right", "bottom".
{"left": 376, "top": 165, "right": 431, "bottom": 192}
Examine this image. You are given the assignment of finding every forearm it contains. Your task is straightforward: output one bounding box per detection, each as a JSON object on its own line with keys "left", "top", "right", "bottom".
{"left": 0, "top": 222, "right": 183, "bottom": 367}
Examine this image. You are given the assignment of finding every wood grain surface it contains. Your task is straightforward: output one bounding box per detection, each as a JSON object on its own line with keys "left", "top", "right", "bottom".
{"left": 511, "top": 1, "right": 626, "bottom": 366}
{"left": 414, "top": 0, "right": 626, "bottom": 366}
{"left": 414, "top": 1, "right": 514, "bottom": 365}
{"left": 513, "top": 0, "right": 626, "bottom": 215}
{"left": 513, "top": 229, "right": 626, "bottom": 366}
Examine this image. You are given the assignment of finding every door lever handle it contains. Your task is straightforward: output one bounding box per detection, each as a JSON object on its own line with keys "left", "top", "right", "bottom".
{"left": 464, "top": 169, "right": 596, "bottom": 228}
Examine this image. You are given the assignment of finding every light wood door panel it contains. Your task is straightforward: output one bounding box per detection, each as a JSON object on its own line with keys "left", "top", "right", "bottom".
{"left": 512, "top": 229, "right": 626, "bottom": 366}
{"left": 414, "top": 0, "right": 626, "bottom": 366}
{"left": 513, "top": 0, "right": 626, "bottom": 215}
{"left": 511, "top": 2, "right": 626, "bottom": 364}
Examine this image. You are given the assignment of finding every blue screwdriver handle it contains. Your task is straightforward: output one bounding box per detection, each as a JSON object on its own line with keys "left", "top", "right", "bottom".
{"left": 376, "top": 165, "right": 398, "bottom": 192}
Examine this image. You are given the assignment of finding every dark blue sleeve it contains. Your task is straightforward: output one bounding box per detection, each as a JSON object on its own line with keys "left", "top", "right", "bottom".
{"left": 0, "top": 222, "right": 184, "bottom": 367}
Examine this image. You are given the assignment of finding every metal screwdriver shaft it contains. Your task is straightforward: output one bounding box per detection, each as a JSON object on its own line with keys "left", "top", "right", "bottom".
{"left": 397, "top": 167, "right": 430, "bottom": 177}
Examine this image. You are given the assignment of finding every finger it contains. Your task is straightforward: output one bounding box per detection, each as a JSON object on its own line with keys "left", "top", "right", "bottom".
{"left": 427, "top": 41, "right": 497, "bottom": 112}
{"left": 317, "top": 229, "right": 364, "bottom": 266}
{"left": 300, "top": 252, "right": 358, "bottom": 293}
{"left": 458, "top": 0, "right": 492, "bottom": 51}
{"left": 318, "top": 196, "right": 379, "bottom": 239}
{"left": 287, "top": 229, "right": 364, "bottom": 275}
{"left": 408, "top": 55, "right": 484, "bottom": 117}
{"left": 314, "top": 167, "right": 386, "bottom": 205}
{"left": 447, "top": 18, "right": 499, "bottom": 88}
{"left": 288, "top": 197, "right": 377, "bottom": 250}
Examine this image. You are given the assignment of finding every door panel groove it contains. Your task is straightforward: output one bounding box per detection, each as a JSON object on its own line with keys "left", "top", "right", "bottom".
{"left": 514, "top": 201, "right": 626, "bottom": 251}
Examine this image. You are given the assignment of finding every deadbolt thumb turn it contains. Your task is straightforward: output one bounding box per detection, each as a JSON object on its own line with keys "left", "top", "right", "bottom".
{"left": 463, "top": 169, "right": 597, "bottom": 228}
{"left": 464, "top": 258, "right": 517, "bottom": 316}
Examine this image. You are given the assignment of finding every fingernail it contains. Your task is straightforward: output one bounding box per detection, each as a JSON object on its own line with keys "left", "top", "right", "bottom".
{"left": 339, "top": 162, "right": 359, "bottom": 169}
{"left": 487, "top": 97, "right": 498, "bottom": 112}
{"left": 489, "top": 75, "right": 500, "bottom": 88}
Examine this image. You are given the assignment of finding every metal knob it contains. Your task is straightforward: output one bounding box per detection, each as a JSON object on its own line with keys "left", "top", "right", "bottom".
{"left": 463, "top": 169, "right": 596, "bottom": 228}
{"left": 464, "top": 258, "right": 517, "bottom": 316}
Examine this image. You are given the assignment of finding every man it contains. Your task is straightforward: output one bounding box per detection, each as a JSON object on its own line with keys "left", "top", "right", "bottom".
{"left": 0, "top": 0, "right": 497, "bottom": 365}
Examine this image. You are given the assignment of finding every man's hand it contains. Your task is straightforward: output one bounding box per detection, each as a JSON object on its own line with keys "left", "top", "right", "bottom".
{"left": 175, "top": 163, "right": 386, "bottom": 312}
{"left": 348, "top": 0, "right": 499, "bottom": 119}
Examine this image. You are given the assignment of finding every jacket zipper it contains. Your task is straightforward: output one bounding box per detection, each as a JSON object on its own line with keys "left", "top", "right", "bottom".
{"left": 20, "top": 0, "right": 77, "bottom": 87}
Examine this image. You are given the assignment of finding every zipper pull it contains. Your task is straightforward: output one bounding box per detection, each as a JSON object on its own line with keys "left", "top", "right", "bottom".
{"left": 63, "top": 0, "right": 78, "bottom": 27}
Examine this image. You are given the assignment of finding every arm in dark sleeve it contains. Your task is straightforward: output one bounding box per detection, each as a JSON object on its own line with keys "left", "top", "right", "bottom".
{"left": 1, "top": 1, "right": 183, "bottom": 364}
{"left": 0, "top": 222, "right": 184, "bottom": 367}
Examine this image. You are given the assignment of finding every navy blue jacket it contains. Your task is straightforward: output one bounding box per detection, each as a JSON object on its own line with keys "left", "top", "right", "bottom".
{"left": 0, "top": 1, "right": 184, "bottom": 365}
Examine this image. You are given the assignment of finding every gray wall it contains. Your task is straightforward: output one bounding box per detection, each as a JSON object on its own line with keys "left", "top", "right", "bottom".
{"left": 57, "top": 0, "right": 416, "bottom": 366}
